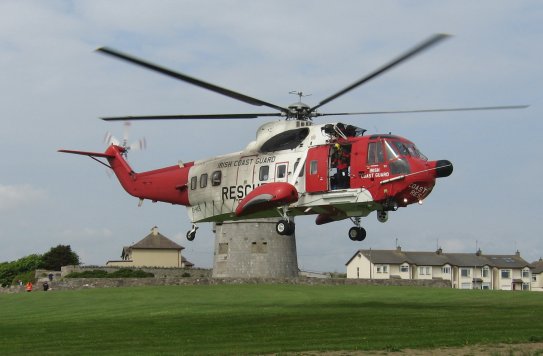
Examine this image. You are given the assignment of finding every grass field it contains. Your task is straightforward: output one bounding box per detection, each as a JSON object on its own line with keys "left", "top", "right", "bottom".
{"left": 1, "top": 284, "right": 542, "bottom": 355}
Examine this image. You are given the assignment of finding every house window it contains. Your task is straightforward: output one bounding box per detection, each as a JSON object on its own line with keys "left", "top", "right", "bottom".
{"left": 211, "top": 171, "right": 222, "bottom": 186}
{"left": 442, "top": 266, "right": 451, "bottom": 274}
{"left": 522, "top": 283, "right": 530, "bottom": 291}
{"left": 460, "top": 268, "right": 471, "bottom": 278}
{"left": 190, "top": 176, "right": 197, "bottom": 190}
{"left": 200, "top": 173, "right": 208, "bottom": 188}
{"left": 400, "top": 265, "right": 409, "bottom": 273}
{"left": 501, "top": 269, "right": 511, "bottom": 279}
{"left": 419, "top": 266, "right": 431, "bottom": 276}
{"left": 259, "top": 166, "right": 269, "bottom": 181}
{"left": 522, "top": 269, "right": 530, "bottom": 278}
{"left": 482, "top": 283, "right": 491, "bottom": 290}
{"left": 482, "top": 267, "right": 490, "bottom": 278}
{"left": 376, "top": 265, "right": 388, "bottom": 274}
{"left": 533, "top": 275, "right": 537, "bottom": 282}
{"left": 310, "top": 160, "right": 318, "bottom": 175}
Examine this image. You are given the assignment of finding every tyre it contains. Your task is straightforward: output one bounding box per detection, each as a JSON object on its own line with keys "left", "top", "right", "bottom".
{"left": 276, "top": 220, "right": 288, "bottom": 235}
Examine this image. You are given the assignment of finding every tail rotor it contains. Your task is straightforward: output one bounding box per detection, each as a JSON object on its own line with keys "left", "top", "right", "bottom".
{"left": 104, "top": 121, "right": 146, "bottom": 158}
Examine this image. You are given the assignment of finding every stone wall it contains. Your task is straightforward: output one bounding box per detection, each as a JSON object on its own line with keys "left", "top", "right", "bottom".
{"left": 60, "top": 265, "right": 211, "bottom": 278}
{"left": 22, "top": 277, "right": 450, "bottom": 291}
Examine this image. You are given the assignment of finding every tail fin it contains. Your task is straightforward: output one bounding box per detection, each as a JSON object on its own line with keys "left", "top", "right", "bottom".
{"left": 59, "top": 145, "right": 191, "bottom": 206}
{"left": 59, "top": 145, "right": 137, "bottom": 194}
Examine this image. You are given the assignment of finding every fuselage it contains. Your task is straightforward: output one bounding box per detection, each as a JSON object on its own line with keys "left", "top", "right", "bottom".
{"left": 181, "top": 120, "right": 452, "bottom": 224}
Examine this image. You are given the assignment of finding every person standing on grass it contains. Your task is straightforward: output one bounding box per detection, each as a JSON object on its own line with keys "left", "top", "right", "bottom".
{"left": 25, "top": 281, "right": 33, "bottom": 292}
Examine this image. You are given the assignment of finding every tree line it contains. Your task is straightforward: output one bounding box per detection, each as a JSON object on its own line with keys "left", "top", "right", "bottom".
{"left": 0, "top": 245, "right": 80, "bottom": 287}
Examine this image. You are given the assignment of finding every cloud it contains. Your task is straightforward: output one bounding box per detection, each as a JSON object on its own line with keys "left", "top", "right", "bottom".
{"left": 0, "top": 184, "right": 48, "bottom": 211}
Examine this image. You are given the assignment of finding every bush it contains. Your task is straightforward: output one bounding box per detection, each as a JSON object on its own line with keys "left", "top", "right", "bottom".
{"left": 0, "top": 254, "right": 44, "bottom": 287}
{"left": 109, "top": 269, "right": 154, "bottom": 278}
{"left": 65, "top": 270, "right": 109, "bottom": 278}
{"left": 65, "top": 269, "right": 154, "bottom": 278}
{"left": 11, "top": 270, "right": 36, "bottom": 285}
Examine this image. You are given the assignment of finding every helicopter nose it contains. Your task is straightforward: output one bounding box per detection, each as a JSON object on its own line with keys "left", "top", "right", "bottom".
{"left": 435, "top": 160, "right": 453, "bottom": 178}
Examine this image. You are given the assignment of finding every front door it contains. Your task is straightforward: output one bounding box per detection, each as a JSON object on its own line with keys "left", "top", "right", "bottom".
{"left": 305, "top": 145, "right": 329, "bottom": 193}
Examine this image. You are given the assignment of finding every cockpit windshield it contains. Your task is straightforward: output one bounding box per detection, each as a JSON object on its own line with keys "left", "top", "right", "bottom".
{"left": 386, "top": 140, "right": 428, "bottom": 161}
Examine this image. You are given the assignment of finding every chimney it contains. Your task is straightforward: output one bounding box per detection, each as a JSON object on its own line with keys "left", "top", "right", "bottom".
{"left": 151, "top": 226, "right": 159, "bottom": 236}
{"left": 515, "top": 250, "right": 520, "bottom": 257}
{"left": 396, "top": 245, "right": 402, "bottom": 252}
{"left": 436, "top": 247, "right": 443, "bottom": 255}
{"left": 476, "top": 248, "right": 482, "bottom": 256}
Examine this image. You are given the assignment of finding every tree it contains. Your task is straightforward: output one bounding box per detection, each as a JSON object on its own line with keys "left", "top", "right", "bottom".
{"left": 41, "top": 245, "right": 80, "bottom": 271}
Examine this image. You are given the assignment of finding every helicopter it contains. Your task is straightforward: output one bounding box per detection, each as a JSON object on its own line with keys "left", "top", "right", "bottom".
{"left": 59, "top": 34, "right": 527, "bottom": 241}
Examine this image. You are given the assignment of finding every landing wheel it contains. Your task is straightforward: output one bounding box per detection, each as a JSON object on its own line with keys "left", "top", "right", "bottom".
{"left": 276, "top": 220, "right": 295, "bottom": 236}
{"left": 348, "top": 227, "right": 366, "bottom": 241}
{"left": 186, "top": 230, "right": 196, "bottom": 241}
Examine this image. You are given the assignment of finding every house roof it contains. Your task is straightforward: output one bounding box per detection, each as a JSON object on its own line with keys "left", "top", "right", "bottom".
{"left": 531, "top": 259, "right": 543, "bottom": 274}
{"left": 181, "top": 256, "right": 194, "bottom": 267}
{"left": 347, "top": 248, "right": 532, "bottom": 269}
{"left": 130, "top": 227, "right": 184, "bottom": 251}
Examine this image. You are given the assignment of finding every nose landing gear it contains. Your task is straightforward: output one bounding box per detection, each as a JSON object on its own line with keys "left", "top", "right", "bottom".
{"left": 348, "top": 217, "right": 366, "bottom": 241}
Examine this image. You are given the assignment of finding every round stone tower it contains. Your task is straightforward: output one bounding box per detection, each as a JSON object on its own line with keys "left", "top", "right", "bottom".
{"left": 212, "top": 218, "right": 298, "bottom": 278}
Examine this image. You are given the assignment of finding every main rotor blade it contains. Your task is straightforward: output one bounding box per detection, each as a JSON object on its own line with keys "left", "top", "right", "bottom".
{"left": 316, "top": 105, "right": 530, "bottom": 117}
{"left": 311, "top": 33, "right": 450, "bottom": 112}
{"left": 97, "top": 47, "right": 288, "bottom": 113}
{"left": 101, "top": 113, "right": 283, "bottom": 121}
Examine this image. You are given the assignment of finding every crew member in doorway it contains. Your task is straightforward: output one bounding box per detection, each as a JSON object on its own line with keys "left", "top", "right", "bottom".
{"left": 332, "top": 144, "right": 351, "bottom": 189}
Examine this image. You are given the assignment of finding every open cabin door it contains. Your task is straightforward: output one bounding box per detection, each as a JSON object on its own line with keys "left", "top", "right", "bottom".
{"left": 305, "top": 145, "right": 329, "bottom": 193}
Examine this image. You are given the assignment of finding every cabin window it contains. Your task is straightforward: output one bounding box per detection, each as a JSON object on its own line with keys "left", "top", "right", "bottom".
{"left": 276, "top": 164, "right": 287, "bottom": 179}
{"left": 211, "top": 171, "right": 222, "bottom": 186}
{"left": 293, "top": 158, "right": 304, "bottom": 177}
{"left": 190, "top": 176, "right": 197, "bottom": 190}
{"left": 259, "top": 166, "right": 269, "bottom": 181}
{"left": 310, "top": 160, "right": 318, "bottom": 175}
{"left": 200, "top": 174, "right": 208, "bottom": 188}
{"left": 367, "top": 142, "right": 385, "bottom": 164}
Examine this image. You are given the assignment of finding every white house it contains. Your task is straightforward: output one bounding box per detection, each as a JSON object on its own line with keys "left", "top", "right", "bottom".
{"left": 346, "top": 247, "right": 533, "bottom": 291}
{"left": 531, "top": 258, "right": 543, "bottom": 292}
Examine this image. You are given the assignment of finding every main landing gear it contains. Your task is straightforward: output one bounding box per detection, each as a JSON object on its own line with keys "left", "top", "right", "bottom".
{"left": 276, "top": 205, "right": 295, "bottom": 236}
{"left": 348, "top": 217, "right": 366, "bottom": 241}
{"left": 276, "top": 219, "right": 295, "bottom": 236}
{"left": 186, "top": 224, "right": 198, "bottom": 241}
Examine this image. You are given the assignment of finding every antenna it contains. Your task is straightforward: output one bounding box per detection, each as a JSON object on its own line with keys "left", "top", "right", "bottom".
{"left": 289, "top": 91, "right": 311, "bottom": 103}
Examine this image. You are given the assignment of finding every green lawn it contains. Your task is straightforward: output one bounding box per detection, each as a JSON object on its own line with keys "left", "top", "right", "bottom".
{"left": 1, "top": 284, "right": 542, "bottom": 355}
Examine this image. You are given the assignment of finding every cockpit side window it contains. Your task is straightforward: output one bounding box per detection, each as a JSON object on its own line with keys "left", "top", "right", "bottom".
{"left": 367, "top": 142, "right": 385, "bottom": 164}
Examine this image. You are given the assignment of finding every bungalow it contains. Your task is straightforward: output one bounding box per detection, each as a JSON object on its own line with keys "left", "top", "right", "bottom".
{"left": 107, "top": 226, "right": 193, "bottom": 268}
{"left": 346, "top": 247, "right": 532, "bottom": 291}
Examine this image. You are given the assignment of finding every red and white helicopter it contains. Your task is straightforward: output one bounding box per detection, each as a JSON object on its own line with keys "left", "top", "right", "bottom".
{"left": 60, "top": 34, "right": 526, "bottom": 241}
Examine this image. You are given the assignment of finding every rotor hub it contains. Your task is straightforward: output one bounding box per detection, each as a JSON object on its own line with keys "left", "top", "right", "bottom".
{"left": 287, "top": 102, "right": 312, "bottom": 121}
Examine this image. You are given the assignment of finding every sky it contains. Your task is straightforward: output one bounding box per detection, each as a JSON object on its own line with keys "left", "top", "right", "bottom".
{"left": 0, "top": 0, "right": 541, "bottom": 272}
